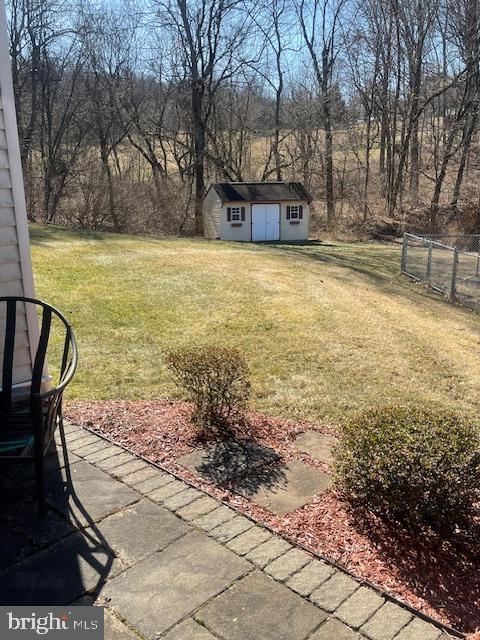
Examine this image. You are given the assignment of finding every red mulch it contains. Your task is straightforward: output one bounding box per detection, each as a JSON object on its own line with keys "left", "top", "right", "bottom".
{"left": 66, "top": 399, "right": 480, "bottom": 638}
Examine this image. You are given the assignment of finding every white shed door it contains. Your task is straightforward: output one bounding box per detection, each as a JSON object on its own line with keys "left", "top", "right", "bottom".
{"left": 252, "top": 204, "right": 280, "bottom": 241}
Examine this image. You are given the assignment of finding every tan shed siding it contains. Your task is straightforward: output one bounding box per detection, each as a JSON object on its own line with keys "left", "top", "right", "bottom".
{"left": 0, "top": 83, "right": 32, "bottom": 386}
{"left": 220, "top": 202, "right": 251, "bottom": 241}
{"left": 203, "top": 187, "right": 222, "bottom": 239}
{"left": 280, "top": 202, "right": 309, "bottom": 241}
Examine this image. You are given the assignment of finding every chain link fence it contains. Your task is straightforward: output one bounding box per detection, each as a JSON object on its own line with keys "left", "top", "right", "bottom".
{"left": 401, "top": 233, "right": 480, "bottom": 313}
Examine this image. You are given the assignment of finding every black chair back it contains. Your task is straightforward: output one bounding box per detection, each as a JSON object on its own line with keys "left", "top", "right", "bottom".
{"left": 0, "top": 296, "right": 77, "bottom": 415}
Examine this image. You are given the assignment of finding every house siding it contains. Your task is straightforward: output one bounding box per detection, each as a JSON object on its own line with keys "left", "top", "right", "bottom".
{"left": 0, "top": 2, "right": 38, "bottom": 388}
{"left": 203, "top": 187, "right": 222, "bottom": 239}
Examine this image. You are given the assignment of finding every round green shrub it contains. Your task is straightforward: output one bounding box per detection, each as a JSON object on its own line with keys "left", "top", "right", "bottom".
{"left": 333, "top": 405, "right": 480, "bottom": 531}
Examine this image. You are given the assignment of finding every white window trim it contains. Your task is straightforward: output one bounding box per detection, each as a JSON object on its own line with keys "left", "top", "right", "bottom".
{"left": 289, "top": 205, "right": 300, "bottom": 219}
{"left": 230, "top": 206, "right": 241, "bottom": 221}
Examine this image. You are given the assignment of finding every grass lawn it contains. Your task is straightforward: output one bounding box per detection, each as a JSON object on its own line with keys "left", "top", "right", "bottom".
{"left": 31, "top": 224, "right": 480, "bottom": 424}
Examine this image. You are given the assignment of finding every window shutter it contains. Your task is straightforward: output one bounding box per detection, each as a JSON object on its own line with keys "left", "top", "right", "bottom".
{"left": 286, "top": 206, "right": 291, "bottom": 220}
{"left": 241, "top": 206, "right": 245, "bottom": 221}
{"left": 299, "top": 205, "right": 303, "bottom": 219}
{"left": 227, "top": 207, "right": 231, "bottom": 222}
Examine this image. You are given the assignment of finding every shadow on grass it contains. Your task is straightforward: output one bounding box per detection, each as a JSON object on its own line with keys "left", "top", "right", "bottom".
{"left": 350, "top": 507, "right": 480, "bottom": 634}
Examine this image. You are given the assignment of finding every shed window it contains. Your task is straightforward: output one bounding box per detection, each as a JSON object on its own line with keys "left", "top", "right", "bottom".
{"left": 287, "top": 205, "right": 303, "bottom": 220}
{"left": 227, "top": 206, "right": 246, "bottom": 222}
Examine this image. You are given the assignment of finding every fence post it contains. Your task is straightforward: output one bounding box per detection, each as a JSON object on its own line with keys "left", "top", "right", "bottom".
{"left": 450, "top": 248, "right": 459, "bottom": 302}
{"left": 401, "top": 235, "right": 408, "bottom": 273}
{"left": 426, "top": 241, "right": 433, "bottom": 283}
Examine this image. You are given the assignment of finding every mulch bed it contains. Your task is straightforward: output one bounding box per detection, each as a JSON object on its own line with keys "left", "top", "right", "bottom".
{"left": 66, "top": 399, "right": 480, "bottom": 638}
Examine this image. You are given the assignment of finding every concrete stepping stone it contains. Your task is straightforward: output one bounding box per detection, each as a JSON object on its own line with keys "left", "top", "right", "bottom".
{"left": 102, "top": 531, "right": 250, "bottom": 639}
{"left": 177, "top": 440, "right": 280, "bottom": 487}
{"left": 294, "top": 431, "right": 338, "bottom": 465}
{"left": 238, "top": 459, "right": 332, "bottom": 516}
{"left": 195, "top": 570, "right": 327, "bottom": 640}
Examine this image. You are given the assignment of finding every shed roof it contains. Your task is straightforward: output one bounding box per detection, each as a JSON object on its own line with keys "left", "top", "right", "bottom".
{"left": 212, "top": 182, "right": 312, "bottom": 203}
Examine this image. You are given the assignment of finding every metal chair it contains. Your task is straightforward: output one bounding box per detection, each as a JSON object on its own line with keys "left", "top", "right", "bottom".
{"left": 0, "top": 296, "right": 78, "bottom": 514}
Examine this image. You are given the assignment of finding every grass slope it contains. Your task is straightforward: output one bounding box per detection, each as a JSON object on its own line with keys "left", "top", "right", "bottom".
{"left": 31, "top": 224, "right": 480, "bottom": 423}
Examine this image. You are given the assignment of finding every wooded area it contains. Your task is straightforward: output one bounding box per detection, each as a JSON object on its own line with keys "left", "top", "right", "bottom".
{"left": 7, "top": 0, "right": 480, "bottom": 236}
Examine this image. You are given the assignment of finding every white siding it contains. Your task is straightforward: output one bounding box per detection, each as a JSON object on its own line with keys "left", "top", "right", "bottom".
{"left": 203, "top": 187, "right": 222, "bottom": 239}
{"left": 0, "top": 0, "right": 38, "bottom": 388}
{"left": 280, "top": 202, "right": 310, "bottom": 241}
{"left": 220, "top": 202, "right": 251, "bottom": 241}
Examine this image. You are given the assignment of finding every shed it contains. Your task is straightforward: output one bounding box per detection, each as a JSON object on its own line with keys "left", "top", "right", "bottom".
{"left": 0, "top": 0, "right": 39, "bottom": 389}
{"left": 203, "top": 182, "right": 312, "bottom": 242}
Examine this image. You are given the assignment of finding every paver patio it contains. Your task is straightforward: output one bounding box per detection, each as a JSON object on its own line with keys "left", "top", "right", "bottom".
{"left": 0, "top": 423, "right": 458, "bottom": 640}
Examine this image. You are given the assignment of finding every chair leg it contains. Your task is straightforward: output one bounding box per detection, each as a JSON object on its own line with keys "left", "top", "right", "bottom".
{"left": 34, "top": 451, "right": 46, "bottom": 517}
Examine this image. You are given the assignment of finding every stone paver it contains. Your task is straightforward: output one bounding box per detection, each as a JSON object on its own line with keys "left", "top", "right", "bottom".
{"left": 264, "top": 548, "right": 311, "bottom": 581}
{"left": 335, "top": 586, "right": 385, "bottom": 629}
{"left": 59, "top": 430, "right": 93, "bottom": 445}
{"left": 74, "top": 440, "right": 110, "bottom": 458}
{"left": 67, "top": 434, "right": 102, "bottom": 451}
{"left": 86, "top": 447, "right": 125, "bottom": 464}
{"left": 193, "top": 505, "right": 237, "bottom": 531}
{"left": 286, "top": 560, "right": 335, "bottom": 596}
{"left": 5, "top": 449, "right": 81, "bottom": 483}
{"left": 148, "top": 479, "right": 189, "bottom": 503}
{"left": 44, "top": 460, "right": 139, "bottom": 525}
{"left": 245, "top": 536, "right": 292, "bottom": 567}
{"left": 209, "top": 514, "right": 254, "bottom": 543}
{"left": 89, "top": 499, "right": 188, "bottom": 565}
{"left": 104, "top": 610, "right": 140, "bottom": 640}
{"left": 177, "top": 441, "right": 279, "bottom": 486}
{"left": 0, "top": 522, "right": 34, "bottom": 568}
{"left": 5, "top": 501, "right": 76, "bottom": 546}
{"left": 239, "top": 459, "right": 332, "bottom": 516}
{"left": 162, "top": 487, "right": 203, "bottom": 511}
{"left": 176, "top": 495, "right": 219, "bottom": 522}
{"left": 102, "top": 531, "right": 250, "bottom": 639}
{"left": 294, "top": 431, "right": 338, "bottom": 465}
{"left": 226, "top": 526, "right": 272, "bottom": 555}
{"left": 309, "top": 618, "right": 359, "bottom": 639}
{"left": 163, "top": 619, "right": 218, "bottom": 640}
{"left": 0, "top": 529, "right": 123, "bottom": 605}
{"left": 196, "top": 571, "right": 327, "bottom": 640}
{"left": 111, "top": 459, "right": 149, "bottom": 479}
{"left": 360, "top": 602, "right": 413, "bottom": 640}
{"left": 132, "top": 472, "right": 174, "bottom": 494}
{"left": 96, "top": 452, "right": 138, "bottom": 471}
{"left": 119, "top": 466, "right": 160, "bottom": 486}
{"left": 394, "top": 618, "right": 443, "bottom": 640}
{"left": 310, "top": 572, "right": 359, "bottom": 612}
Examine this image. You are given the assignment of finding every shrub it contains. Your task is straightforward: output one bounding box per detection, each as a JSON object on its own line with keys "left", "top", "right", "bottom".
{"left": 166, "top": 346, "right": 251, "bottom": 433}
{"left": 333, "top": 405, "right": 480, "bottom": 531}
